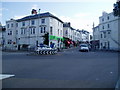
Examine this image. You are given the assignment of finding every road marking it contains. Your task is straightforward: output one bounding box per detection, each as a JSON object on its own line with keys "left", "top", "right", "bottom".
{"left": 0, "top": 74, "right": 15, "bottom": 80}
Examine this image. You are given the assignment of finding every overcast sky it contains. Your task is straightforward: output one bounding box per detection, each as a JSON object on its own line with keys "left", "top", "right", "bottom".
{"left": 0, "top": 0, "right": 116, "bottom": 34}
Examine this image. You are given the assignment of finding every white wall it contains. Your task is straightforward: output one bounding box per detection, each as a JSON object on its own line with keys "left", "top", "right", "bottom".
{"left": 99, "top": 12, "right": 120, "bottom": 50}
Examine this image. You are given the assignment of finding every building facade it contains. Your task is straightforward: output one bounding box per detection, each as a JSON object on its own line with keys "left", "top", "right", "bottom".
{"left": 0, "top": 22, "right": 6, "bottom": 50}
{"left": 80, "top": 29, "right": 89, "bottom": 43}
{"left": 5, "top": 11, "right": 89, "bottom": 51}
{"left": 63, "top": 22, "right": 83, "bottom": 48}
{"left": 93, "top": 11, "right": 120, "bottom": 51}
{"left": 92, "top": 26, "right": 100, "bottom": 49}
{"left": 5, "top": 12, "right": 64, "bottom": 50}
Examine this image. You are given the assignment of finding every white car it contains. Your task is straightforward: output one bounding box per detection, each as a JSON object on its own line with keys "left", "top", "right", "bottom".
{"left": 79, "top": 44, "right": 89, "bottom": 52}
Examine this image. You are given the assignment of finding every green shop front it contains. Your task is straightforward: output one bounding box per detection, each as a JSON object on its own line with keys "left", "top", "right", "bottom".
{"left": 49, "top": 35, "right": 64, "bottom": 49}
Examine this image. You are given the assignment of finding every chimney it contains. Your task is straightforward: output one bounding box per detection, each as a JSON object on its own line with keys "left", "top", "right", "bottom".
{"left": 68, "top": 22, "right": 71, "bottom": 27}
{"left": 31, "top": 9, "right": 37, "bottom": 15}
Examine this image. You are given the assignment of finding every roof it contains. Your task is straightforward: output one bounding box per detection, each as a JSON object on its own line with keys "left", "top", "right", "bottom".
{"left": 17, "top": 12, "right": 63, "bottom": 23}
{"left": 81, "top": 30, "right": 89, "bottom": 34}
{"left": 63, "top": 22, "right": 71, "bottom": 27}
{"left": 70, "top": 27, "right": 75, "bottom": 30}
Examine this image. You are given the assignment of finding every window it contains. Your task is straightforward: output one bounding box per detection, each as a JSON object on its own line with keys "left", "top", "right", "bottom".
{"left": 104, "top": 42, "right": 107, "bottom": 48}
{"left": 41, "top": 27, "right": 43, "bottom": 33}
{"left": 30, "top": 28, "right": 35, "bottom": 34}
{"left": 33, "top": 28, "right": 35, "bottom": 34}
{"left": 30, "top": 28, "right": 32, "bottom": 34}
{"left": 107, "top": 16, "right": 109, "bottom": 20}
{"left": 21, "top": 29, "right": 26, "bottom": 34}
{"left": 11, "top": 23, "right": 13, "bottom": 27}
{"left": 8, "top": 31, "right": 12, "bottom": 35}
{"left": 101, "top": 43, "right": 103, "bottom": 48}
{"left": 102, "top": 26, "right": 104, "bottom": 29}
{"left": 104, "top": 32, "right": 106, "bottom": 38}
{"left": 60, "top": 30, "right": 62, "bottom": 36}
{"left": 31, "top": 20, "right": 35, "bottom": 25}
{"left": 22, "top": 22, "right": 25, "bottom": 26}
{"left": 8, "top": 40, "right": 12, "bottom": 44}
{"left": 44, "top": 27, "right": 46, "bottom": 33}
{"left": 108, "top": 31, "right": 111, "bottom": 34}
{"left": 21, "top": 29, "right": 23, "bottom": 34}
{"left": 10, "top": 31, "right": 12, "bottom": 35}
{"left": 16, "top": 23, "right": 18, "bottom": 27}
{"left": 65, "top": 30, "right": 68, "bottom": 34}
{"left": 7, "top": 24, "right": 9, "bottom": 28}
{"left": 75, "top": 32, "right": 76, "bottom": 35}
{"left": 16, "top": 30, "right": 18, "bottom": 34}
{"left": 101, "top": 34, "right": 103, "bottom": 38}
{"left": 102, "top": 18, "right": 104, "bottom": 21}
{"left": 58, "top": 29, "right": 59, "bottom": 36}
{"left": 108, "top": 24, "right": 110, "bottom": 28}
{"left": 50, "top": 27, "right": 53, "bottom": 35}
{"left": 41, "top": 19, "right": 45, "bottom": 23}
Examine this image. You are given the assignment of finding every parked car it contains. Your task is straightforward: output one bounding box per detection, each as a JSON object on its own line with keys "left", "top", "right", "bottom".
{"left": 79, "top": 44, "right": 89, "bottom": 52}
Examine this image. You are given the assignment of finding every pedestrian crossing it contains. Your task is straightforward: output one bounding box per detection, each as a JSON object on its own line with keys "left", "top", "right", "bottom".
{"left": 0, "top": 74, "right": 15, "bottom": 80}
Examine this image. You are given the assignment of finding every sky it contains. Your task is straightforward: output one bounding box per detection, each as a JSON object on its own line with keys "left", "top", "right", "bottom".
{"left": 0, "top": 0, "right": 116, "bottom": 34}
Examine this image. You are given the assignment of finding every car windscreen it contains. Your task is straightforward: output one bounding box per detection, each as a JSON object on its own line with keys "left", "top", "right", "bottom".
{"left": 80, "top": 45, "right": 88, "bottom": 47}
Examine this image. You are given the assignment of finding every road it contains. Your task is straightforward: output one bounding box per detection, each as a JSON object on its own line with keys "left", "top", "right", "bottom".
{"left": 2, "top": 47, "right": 119, "bottom": 88}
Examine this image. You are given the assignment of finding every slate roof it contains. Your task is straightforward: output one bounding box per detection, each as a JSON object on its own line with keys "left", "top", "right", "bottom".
{"left": 63, "top": 22, "right": 71, "bottom": 27}
{"left": 17, "top": 12, "right": 63, "bottom": 23}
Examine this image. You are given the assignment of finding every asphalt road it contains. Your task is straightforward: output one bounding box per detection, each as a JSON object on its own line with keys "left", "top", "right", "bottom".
{"left": 2, "top": 47, "right": 119, "bottom": 88}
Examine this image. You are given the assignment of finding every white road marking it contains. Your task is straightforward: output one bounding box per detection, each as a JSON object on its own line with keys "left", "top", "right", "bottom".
{"left": 0, "top": 74, "right": 15, "bottom": 80}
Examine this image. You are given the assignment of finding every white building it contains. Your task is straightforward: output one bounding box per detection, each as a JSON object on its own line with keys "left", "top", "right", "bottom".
{"left": 5, "top": 12, "right": 64, "bottom": 50}
{"left": 63, "top": 22, "right": 82, "bottom": 42}
{"left": 5, "top": 19, "right": 18, "bottom": 50}
{"left": 92, "top": 26, "right": 100, "bottom": 49}
{"left": 76, "top": 29, "right": 82, "bottom": 42}
{"left": 0, "top": 22, "right": 6, "bottom": 50}
{"left": 93, "top": 11, "right": 120, "bottom": 51}
{"left": 63, "top": 22, "right": 72, "bottom": 40}
{"left": 0, "top": 22, "right": 2, "bottom": 46}
{"left": 99, "top": 12, "right": 120, "bottom": 50}
{"left": 93, "top": 26, "right": 99, "bottom": 40}
{"left": 80, "top": 29, "right": 89, "bottom": 42}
